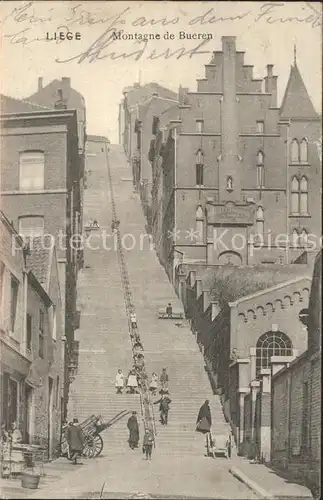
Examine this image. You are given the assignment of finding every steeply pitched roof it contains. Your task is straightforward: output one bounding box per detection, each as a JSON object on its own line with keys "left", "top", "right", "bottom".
{"left": 123, "top": 82, "right": 177, "bottom": 108}
{"left": 202, "top": 264, "right": 311, "bottom": 308}
{"left": 25, "top": 236, "right": 52, "bottom": 288}
{"left": 280, "top": 64, "right": 318, "bottom": 119}
{"left": 0, "top": 94, "right": 50, "bottom": 114}
{"left": 26, "top": 79, "right": 85, "bottom": 109}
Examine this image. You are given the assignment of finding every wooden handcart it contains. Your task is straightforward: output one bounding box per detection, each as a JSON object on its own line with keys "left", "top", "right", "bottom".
{"left": 60, "top": 410, "right": 130, "bottom": 459}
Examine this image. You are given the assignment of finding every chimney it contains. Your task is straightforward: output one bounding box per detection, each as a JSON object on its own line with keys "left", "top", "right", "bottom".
{"left": 61, "top": 77, "right": 71, "bottom": 88}
{"left": 220, "top": 36, "right": 241, "bottom": 201}
{"left": 38, "top": 77, "right": 43, "bottom": 91}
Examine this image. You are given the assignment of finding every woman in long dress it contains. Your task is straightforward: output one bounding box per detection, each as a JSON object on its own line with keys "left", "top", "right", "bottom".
{"left": 127, "top": 412, "right": 139, "bottom": 449}
{"left": 127, "top": 370, "right": 138, "bottom": 394}
{"left": 115, "top": 369, "right": 124, "bottom": 394}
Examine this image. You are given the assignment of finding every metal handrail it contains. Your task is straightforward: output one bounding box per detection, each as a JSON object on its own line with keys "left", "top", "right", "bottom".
{"left": 106, "top": 148, "right": 155, "bottom": 444}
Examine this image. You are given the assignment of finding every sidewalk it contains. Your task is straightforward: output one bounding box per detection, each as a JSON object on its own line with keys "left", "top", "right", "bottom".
{"left": 229, "top": 457, "right": 313, "bottom": 499}
{"left": 0, "top": 457, "right": 87, "bottom": 499}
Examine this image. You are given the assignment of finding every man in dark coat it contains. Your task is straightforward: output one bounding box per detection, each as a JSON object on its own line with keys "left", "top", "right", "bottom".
{"left": 154, "top": 394, "right": 172, "bottom": 425}
{"left": 127, "top": 411, "right": 139, "bottom": 449}
{"left": 67, "top": 418, "right": 84, "bottom": 464}
{"left": 197, "top": 400, "right": 212, "bottom": 428}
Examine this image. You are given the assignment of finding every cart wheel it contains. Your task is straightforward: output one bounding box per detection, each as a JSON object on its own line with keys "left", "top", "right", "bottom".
{"left": 83, "top": 434, "right": 103, "bottom": 458}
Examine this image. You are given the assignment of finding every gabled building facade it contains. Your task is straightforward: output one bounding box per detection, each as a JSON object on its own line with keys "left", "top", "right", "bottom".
{"left": 150, "top": 37, "right": 321, "bottom": 279}
{"left": 0, "top": 96, "right": 82, "bottom": 418}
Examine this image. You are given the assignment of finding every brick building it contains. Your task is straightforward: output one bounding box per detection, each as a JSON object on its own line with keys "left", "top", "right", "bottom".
{"left": 0, "top": 212, "right": 63, "bottom": 458}
{"left": 26, "top": 77, "right": 87, "bottom": 239}
{"left": 0, "top": 95, "right": 82, "bottom": 418}
{"left": 119, "top": 82, "right": 177, "bottom": 225}
{"left": 269, "top": 250, "right": 321, "bottom": 496}
{"left": 178, "top": 263, "right": 313, "bottom": 453}
{"left": 148, "top": 37, "right": 321, "bottom": 279}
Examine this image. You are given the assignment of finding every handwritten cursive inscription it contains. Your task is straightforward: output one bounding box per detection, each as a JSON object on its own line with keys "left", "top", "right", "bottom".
{"left": 1, "top": 1, "right": 321, "bottom": 63}
{"left": 55, "top": 28, "right": 212, "bottom": 63}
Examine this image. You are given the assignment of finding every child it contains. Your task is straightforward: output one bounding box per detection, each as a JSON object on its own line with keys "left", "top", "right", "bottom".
{"left": 142, "top": 429, "right": 154, "bottom": 460}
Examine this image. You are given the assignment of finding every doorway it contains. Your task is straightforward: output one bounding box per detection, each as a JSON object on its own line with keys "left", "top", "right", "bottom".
{"left": 24, "top": 384, "right": 33, "bottom": 443}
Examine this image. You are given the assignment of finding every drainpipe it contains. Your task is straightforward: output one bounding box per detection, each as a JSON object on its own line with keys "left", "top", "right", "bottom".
{"left": 23, "top": 271, "right": 28, "bottom": 356}
{"left": 173, "top": 127, "right": 177, "bottom": 284}
{"left": 285, "top": 121, "right": 290, "bottom": 264}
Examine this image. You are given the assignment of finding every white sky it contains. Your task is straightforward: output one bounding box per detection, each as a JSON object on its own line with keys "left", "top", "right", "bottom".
{"left": 0, "top": 1, "right": 321, "bottom": 143}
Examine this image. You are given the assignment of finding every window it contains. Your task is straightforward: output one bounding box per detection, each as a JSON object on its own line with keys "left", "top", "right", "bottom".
{"left": 10, "top": 276, "right": 19, "bottom": 332}
{"left": 291, "top": 176, "right": 300, "bottom": 213}
{"left": 300, "top": 176, "right": 308, "bottom": 214}
{"left": 196, "top": 149, "right": 204, "bottom": 186}
{"left": 19, "top": 151, "right": 45, "bottom": 190}
{"left": 8, "top": 378, "right": 19, "bottom": 426}
{"left": 291, "top": 139, "right": 300, "bottom": 163}
{"left": 256, "top": 207, "right": 264, "bottom": 238}
{"left": 39, "top": 309, "right": 44, "bottom": 358}
{"left": 300, "top": 138, "right": 308, "bottom": 163}
{"left": 196, "top": 206, "right": 204, "bottom": 243}
{"left": 257, "top": 151, "right": 264, "bottom": 187}
{"left": 18, "top": 216, "right": 44, "bottom": 238}
{"left": 226, "top": 176, "right": 233, "bottom": 191}
{"left": 26, "top": 314, "right": 32, "bottom": 351}
{"left": 50, "top": 305, "right": 57, "bottom": 341}
{"left": 196, "top": 165, "right": 204, "bottom": 186}
{"left": 196, "top": 120, "right": 204, "bottom": 134}
{"left": 256, "top": 121, "right": 264, "bottom": 134}
{"left": 256, "top": 331, "right": 293, "bottom": 377}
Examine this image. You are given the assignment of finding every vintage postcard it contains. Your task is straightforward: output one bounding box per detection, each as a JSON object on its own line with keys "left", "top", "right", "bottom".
{"left": 0, "top": 1, "right": 321, "bottom": 499}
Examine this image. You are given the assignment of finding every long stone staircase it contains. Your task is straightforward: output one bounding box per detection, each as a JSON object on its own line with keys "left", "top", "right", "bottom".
{"left": 68, "top": 143, "right": 230, "bottom": 458}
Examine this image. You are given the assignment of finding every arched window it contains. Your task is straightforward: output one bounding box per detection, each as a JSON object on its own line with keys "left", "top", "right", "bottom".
{"left": 291, "top": 139, "right": 300, "bottom": 163}
{"left": 226, "top": 176, "right": 233, "bottom": 191}
{"left": 256, "top": 206, "right": 264, "bottom": 238}
{"left": 300, "top": 176, "right": 308, "bottom": 214}
{"left": 300, "top": 138, "right": 308, "bottom": 163}
{"left": 196, "top": 149, "right": 204, "bottom": 186}
{"left": 257, "top": 151, "right": 264, "bottom": 187}
{"left": 256, "top": 331, "right": 293, "bottom": 377}
{"left": 257, "top": 151, "right": 264, "bottom": 165}
{"left": 195, "top": 205, "right": 204, "bottom": 243}
{"left": 19, "top": 151, "right": 45, "bottom": 190}
{"left": 291, "top": 176, "right": 300, "bottom": 213}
